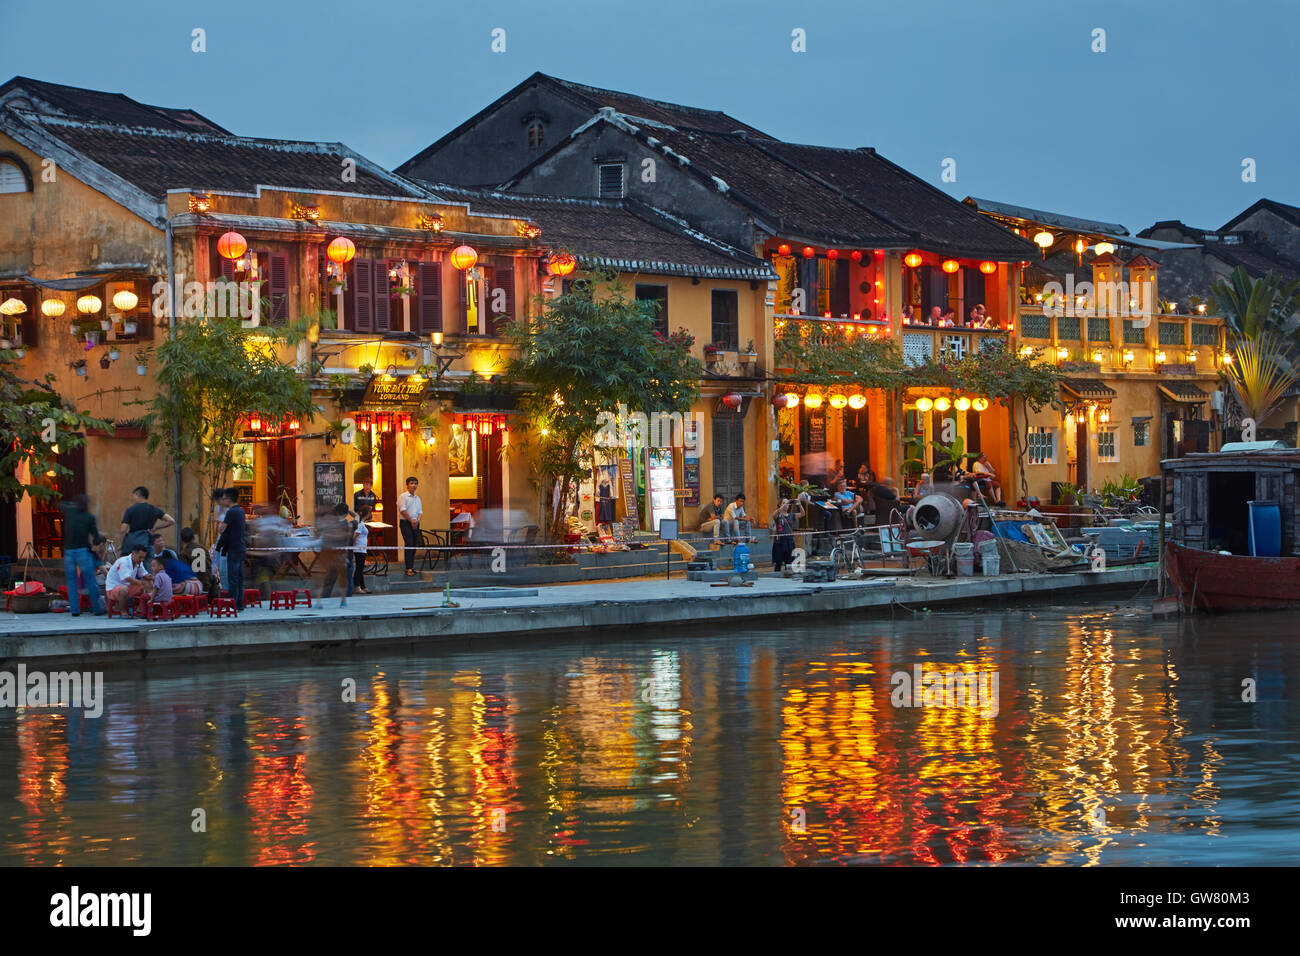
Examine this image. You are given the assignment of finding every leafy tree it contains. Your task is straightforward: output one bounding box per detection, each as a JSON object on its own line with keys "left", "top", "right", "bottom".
{"left": 139, "top": 312, "right": 315, "bottom": 540}
{"left": 0, "top": 347, "right": 110, "bottom": 504}
{"left": 1210, "top": 266, "right": 1300, "bottom": 343}
{"left": 504, "top": 273, "right": 701, "bottom": 539}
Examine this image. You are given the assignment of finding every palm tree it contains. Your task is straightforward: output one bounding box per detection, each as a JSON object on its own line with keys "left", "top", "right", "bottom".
{"left": 1224, "top": 333, "right": 1300, "bottom": 424}
{"left": 1209, "top": 266, "right": 1300, "bottom": 342}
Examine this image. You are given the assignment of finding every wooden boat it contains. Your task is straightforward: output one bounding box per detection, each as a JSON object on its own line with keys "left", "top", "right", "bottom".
{"left": 1160, "top": 443, "right": 1300, "bottom": 613}
{"left": 1165, "top": 540, "right": 1300, "bottom": 612}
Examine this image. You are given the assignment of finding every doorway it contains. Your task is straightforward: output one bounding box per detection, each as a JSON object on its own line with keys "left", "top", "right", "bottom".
{"left": 1075, "top": 418, "right": 1089, "bottom": 491}
{"left": 1206, "top": 471, "right": 1253, "bottom": 553}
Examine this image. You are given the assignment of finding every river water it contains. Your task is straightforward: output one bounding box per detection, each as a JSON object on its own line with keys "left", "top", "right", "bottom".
{"left": 2, "top": 601, "right": 1298, "bottom": 866}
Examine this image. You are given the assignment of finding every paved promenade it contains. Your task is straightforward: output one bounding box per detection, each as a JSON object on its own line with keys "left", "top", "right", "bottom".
{"left": 0, "top": 565, "right": 1157, "bottom": 666}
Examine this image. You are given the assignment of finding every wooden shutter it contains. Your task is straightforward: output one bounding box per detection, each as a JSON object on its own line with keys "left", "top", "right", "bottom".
{"left": 352, "top": 258, "right": 373, "bottom": 332}
{"left": 417, "top": 260, "right": 442, "bottom": 333}
{"left": 267, "top": 252, "right": 289, "bottom": 325}
{"left": 218, "top": 254, "right": 235, "bottom": 281}
{"left": 492, "top": 258, "right": 514, "bottom": 336}
{"left": 458, "top": 267, "right": 469, "bottom": 334}
{"left": 712, "top": 414, "right": 745, "bottom": 499}
{"left": 374, "top": 260, "right": 391, "bottom": 333}
{"left": 135, "top": 277, "right": 154, "bottom": 340}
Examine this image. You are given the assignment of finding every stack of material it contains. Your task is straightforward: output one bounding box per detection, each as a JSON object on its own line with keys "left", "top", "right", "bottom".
{"left": 996, "top": 538, "right": 1080, "bottom": 573}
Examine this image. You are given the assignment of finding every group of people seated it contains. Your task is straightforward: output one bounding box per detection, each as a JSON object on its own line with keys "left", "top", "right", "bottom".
{"left": 900, "top": 304, "right": 1000, "bottom": 329}
{"left": 697, "top": 492, "right": 756, "bottom": 544}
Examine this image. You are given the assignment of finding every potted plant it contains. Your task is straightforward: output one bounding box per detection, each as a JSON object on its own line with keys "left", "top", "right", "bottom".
{"left": 134, "top": 346, "right": 151, "bottom": 376}
{"left": 357, "top": 362, "right": 375, "bottom": 378}
{"left": 108, "top": 346, "right": 121, "bottom": 361}
{"left": 739, "top": 339, "right": 758, "bottom": 371}
{"left": 71, "top": 358, "right": 88, "bottom": 377}
{"left": 84, "top": 331, "right": 99, "bottom": 347}
{"left": 13, "top": 347, "right": 24, "bottom": 359}
{"left": 704, "top": 342, "right": 725, "bottom": 366}
{"left": 123, "top": 318, "right": 138, "bottom": 336}
{"left": 99, "top": 317, "right": 111, "bottom": 331}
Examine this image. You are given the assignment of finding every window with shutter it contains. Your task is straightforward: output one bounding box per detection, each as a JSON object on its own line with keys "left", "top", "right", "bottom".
{"left": 374, "top": 260, "right": 391, "bottom": 333}
{"left": 597, "top": 163, "right": 625, "bottom": 199}
{"left": 18, "top": 287, "right": 38, "bottom": 348}
{"left": 266, "top": 252, "right": 289, "bottom": 325}
{"left": 712, "top": 414, "right": 746, "bottom": 499}
{"left": 417, "top": 260, "right": 442, "bottom": 333}
{"left": 0, "top": 160, "right": 28, "bottom": 193}
{"left": 133, "top": 278, "right": 154, "bottom": 340}
{"left": 490, "top": 258, "right": 514, "bottom": 336}
{"left": 351, "top": 258, "right": 373, "bottom": 332}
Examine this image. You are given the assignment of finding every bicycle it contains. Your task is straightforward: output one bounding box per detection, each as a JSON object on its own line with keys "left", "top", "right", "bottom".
{"left": 363, "top": 550, "right": 389, "bottom": 577}
{"left": 829, "top": 531, "right": 866, "bottom": 574}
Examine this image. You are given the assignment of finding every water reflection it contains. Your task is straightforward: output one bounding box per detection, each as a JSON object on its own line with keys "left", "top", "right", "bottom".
{"left": 1, "top": 605, "right": 1298, "bottom": 866}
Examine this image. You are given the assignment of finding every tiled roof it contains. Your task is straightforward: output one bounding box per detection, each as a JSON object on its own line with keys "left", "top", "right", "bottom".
{"left": 10, "top": 114, "right": 423, "bottom": 200}
{"left": 627, "top": 126, "right": 910, "bottom": 248}
{"left": 0, "top": 76, "right": 229, "bottom": 133}
{"left": 540, "top": 73, "right": 773, "bottom": 139}
{"left": 1220, "top": 198, "right": 1300, "bottom": 233}
{"left": 963, "top": 196, "right": 1129, "bottom": 237}
{"left": 1062, "top": 378, "right": 1116, "bottom": 397}
{"left": 421, "top": 185, "right": 777, "bottom": 280}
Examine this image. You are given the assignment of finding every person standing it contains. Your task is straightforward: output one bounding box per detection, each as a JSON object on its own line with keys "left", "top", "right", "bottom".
{"left": 216, "top": 489, "right": 247, "bottom": 609}
{"left": 353, "top": 476, "right": 378, "bottom": 518}
{"left": 352, "top": 505, "right": 371, "bottom": 594}
{"left": 59, "top": 493, "right": 106, "bottom": 616}
{"left": 118, "top": 486, "right": 174, "bottom": 554}
{"left": 397, "top": 476, "right": 423, "bottom": 577}
{"left": 771, "top": 496, "right": 805, "bottom": 573}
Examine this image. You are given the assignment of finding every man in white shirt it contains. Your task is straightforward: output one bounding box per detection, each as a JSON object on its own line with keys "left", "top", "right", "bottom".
{"left": 723, "top": 493, "right": 755, "bottom": 543}
{"left": 105, "top": 545, "right": 150, "bottom": 616}
{"left": 397, "top": 476, "right": 423, "bottom": 576}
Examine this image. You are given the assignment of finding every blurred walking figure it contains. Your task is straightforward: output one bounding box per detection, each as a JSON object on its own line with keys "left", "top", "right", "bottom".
{"left": 319, "top": 503, "right": 352, "bottom": 607}
{"left": 352, "top": 505, "right": 371, "bottom": 594}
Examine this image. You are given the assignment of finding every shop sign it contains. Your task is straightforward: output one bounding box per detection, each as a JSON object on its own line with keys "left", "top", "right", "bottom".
{"left": 361, "top": 375, "right": 428, "bottom": 409}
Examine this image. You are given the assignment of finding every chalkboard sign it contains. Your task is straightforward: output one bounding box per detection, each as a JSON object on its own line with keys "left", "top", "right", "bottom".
{"left": 314, "top": 461, "right": 347, "bottom": 513}
{"left": 807, "top": 409, "right": 826, "bottom": 453}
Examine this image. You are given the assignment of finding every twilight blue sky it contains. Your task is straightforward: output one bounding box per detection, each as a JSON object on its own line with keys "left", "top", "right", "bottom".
{"left": 2, "top": 0, "right": 1295, "bottom": 232}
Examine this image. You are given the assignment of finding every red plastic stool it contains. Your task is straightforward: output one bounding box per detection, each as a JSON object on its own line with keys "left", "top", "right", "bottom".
{"left": 270, "top": 590, "right": 295, "bottom": 610}
{"left": 133, "top": 592, "right": 152, "bottom": 616}
{"left": 243, "top": 588, "right": 262, "bottom": 608}
{"left": 209, "top": 597, "right": 238, "bottom": 618}
{"left": 291, "top": 588, "right": 313, "bottom": 608}
{"left": 146, "top": 600, "right": 177, "bottom": 621}
{"left": 172, "top": 595, "right": 196, "bottom": 618}
{"left": 193, "top": 594, "right": 209, "bottom": 614}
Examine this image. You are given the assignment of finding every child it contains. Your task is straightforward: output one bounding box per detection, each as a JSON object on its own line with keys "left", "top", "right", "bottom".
{"left": 151, "top": 555, "right": 173, "bottom": 606}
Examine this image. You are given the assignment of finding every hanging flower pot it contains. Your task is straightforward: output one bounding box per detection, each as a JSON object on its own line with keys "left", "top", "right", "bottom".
{"left": 73, "top": 361, "right": 87, "bottom": 377}
{"left": 85, "top": 331, "right": 99, "bottom": 347}
{"left": 100, "top": 319, "right": 111, "bottom": 331}
{"left": 123, "top": 320, "right": 138, "bottom": 335}
{"left": 136, "top": 364, "right": 147, "bottom": 376}
{"left": 108, "top": 347, "right": 121, "bottom": 361}
{"left": 14, "top": 348, "right": 24, "bottom": 359}
{"left": 99, "top": 355, "right": 111, "bottom": 370}
{"left": 0, "top": 338, "right": 9, "bottom": 350}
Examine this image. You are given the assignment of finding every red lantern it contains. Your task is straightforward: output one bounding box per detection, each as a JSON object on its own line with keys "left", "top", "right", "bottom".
{"left": 450, "top": 245, "right": 478, "bottom": 271}
{"left": 777, "top": 243, "right": 791, "bottom": 256}
{"left": 941, "top": 259, "right": 960, "bottom": 273}
{"left": 545, "top": 251, "right": 576, "bottom": 277}
{"left": 249, "top": 413, "right": 262, "bottom": 432}
{"left": 217, "top": 231, "right": 248, "bottom": 261}
{"left": 401, "top": 414, "right": 411, "bottom": 431}
{"left": 904, "top": 252, "right": 923, "bottom": 268}
{"left": 326, "top": 236, "right": 355, "bottom": 265}
{"left": 979, "top": 261, "right": 997, "bottom": 274}
{"left": 722, "top": 392, "right": 743, "bottom": 410}
{"left": 827, "top": 249, "right": 839, "bottom": 260}
{"left": 802, "top": 246, "right": 815, "bottom": 259}
{"left": 850, "top": 250, "right": 863, "bottom": 263}
{"left": 480, "top": 417, "right": 494, "bottom": 436}
{"left": 772, "top": 393, "right": 788, "bottom": 409}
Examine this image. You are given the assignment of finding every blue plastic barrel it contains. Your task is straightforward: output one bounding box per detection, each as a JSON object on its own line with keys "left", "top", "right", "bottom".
{"left": 1248, "top": 500, "right": 1281, "bottom": 557}
{"left": 732, "top": 543, "right": 751, "bottom": 573}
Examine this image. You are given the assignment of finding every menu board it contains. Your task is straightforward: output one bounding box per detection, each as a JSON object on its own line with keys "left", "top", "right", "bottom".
{"left": 683, "top": 455, "right": 701, "bottom": 507}
{"left": 314, "top": 461, "right": 347, "bottom": 512}
{"left": 647, "top": 447, "right": 677, "bottom": 531}
{"left": 617, "top": 451, "right": 640, "bottom": 530}
{"left": 807, "top": 409, "right": 826, "bottom": 453}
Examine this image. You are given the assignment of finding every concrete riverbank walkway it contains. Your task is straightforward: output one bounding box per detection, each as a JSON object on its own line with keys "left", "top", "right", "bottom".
{"left": 0, "top": 564, "right": 1157, "bottom": 666}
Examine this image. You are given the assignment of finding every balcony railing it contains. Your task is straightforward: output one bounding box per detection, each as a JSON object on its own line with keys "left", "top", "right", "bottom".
{"left": 899, "top": 325, "right": 1009, "bottom": 366}
{"left": 1015, "top": 307, "right": 1226, "bottom": 373}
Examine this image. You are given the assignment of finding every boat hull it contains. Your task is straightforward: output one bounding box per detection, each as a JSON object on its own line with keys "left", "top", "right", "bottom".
{"left": 1166, "top": 542, "right": 1300, "bottom": 612}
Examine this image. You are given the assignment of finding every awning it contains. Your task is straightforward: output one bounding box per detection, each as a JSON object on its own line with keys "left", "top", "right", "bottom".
{"left": 1159, "top": 383, "right": 1208, "bottom": 403}
{"left": 21, "top": 270, "right": 147, "bottom": 291}
{"left": 1061, "top": 378, "right": 1116, "bottom": 398}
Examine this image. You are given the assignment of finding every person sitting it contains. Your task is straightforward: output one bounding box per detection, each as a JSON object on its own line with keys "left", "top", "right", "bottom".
{"left": 939, "top": 308, "right": 957, "bottom": 327}
{"left": 106, "top": 545, "right": 150, "bottom": 617}
{"left": 162, "top": 549, "right": 204, "bottom": 597}
{"left": 967, "top": 306, "right": 982, "bottom": 328}
{"left": 150, "top": 555, "right": 174, "bottom": 606}
{"left": 698, "top": 494, "right": 727, "bottom": 544}
{"left": 927, "top": 306, "right": 943, "bottom": 325}
{"left": 724, "top": 493, "right": 755, "bottom": 543}
{"left": 971, "top": 453, "right": 1003, "bottom": 504}
{"left": 856, "top": 462, "right": 876, "bottom": 487}
{"left": 826, "top": 459, "right": 845, "bottom": 489}
{"left": 150, "top": 532, "right": 177, "bottom": 564}
{"left": 831, "top": 479, "right": 864, "bottom": 528}
{"left": 901, "top": 305, "right": 915, "bottom": 325}
{"left": 914, "top": 472, "right": 935, "bottom": 499}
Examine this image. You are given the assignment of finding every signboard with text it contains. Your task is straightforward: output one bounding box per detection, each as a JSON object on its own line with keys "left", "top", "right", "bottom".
{"left": 314, "top": 461, "right": 347, "bottom": 512}
{"left": 361, "top": 375, "right": 429, "bottom": 410}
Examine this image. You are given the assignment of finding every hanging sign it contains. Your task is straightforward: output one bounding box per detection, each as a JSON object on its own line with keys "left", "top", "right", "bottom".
{"left": 362, "top": 375, "right": 429, "bottom": 409}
